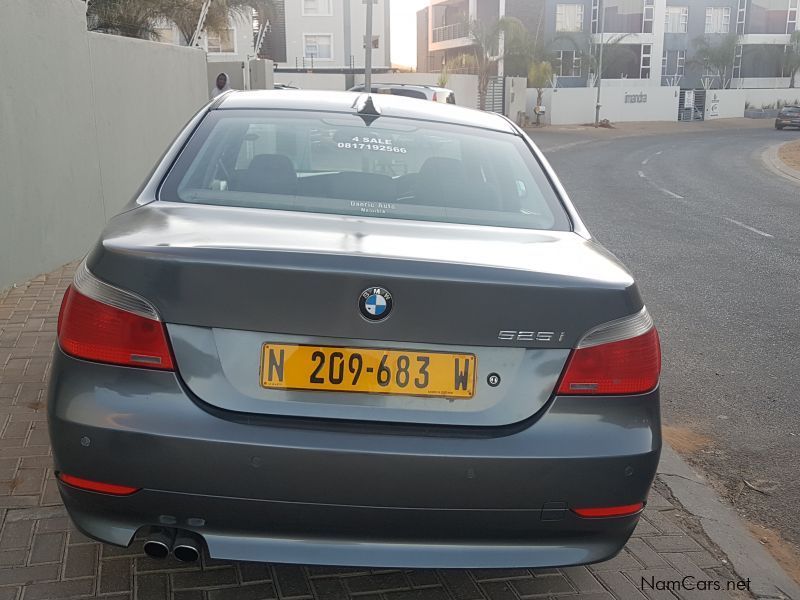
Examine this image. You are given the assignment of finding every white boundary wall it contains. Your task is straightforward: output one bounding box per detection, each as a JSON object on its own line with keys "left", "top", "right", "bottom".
{"left": 531, "top": 85, "right": 680, "bottom": 124}
{"left": 0, "top": 0, "right": 208, "bottom": 290}
{"left": 704, "top": 90, "right": 747, "bottom": 119}
{"left": 532, "top": 84, "right": 800, "bottom": 124}
{"left": 743, "top": 89, "right": 800, "bottom": 108}
{"left": 600, "top": 86, "right": 679, "bottom": 122}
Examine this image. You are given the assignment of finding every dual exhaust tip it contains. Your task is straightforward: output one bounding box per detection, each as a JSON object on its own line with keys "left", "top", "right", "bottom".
{"left": 143, "top": 528, "right": 201, "bottom": 562}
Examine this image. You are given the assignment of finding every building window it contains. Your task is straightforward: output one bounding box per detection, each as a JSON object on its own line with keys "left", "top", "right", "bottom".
{"left": 736, "top": 0, "right": 747, "bottom": 33}
{"left": 303, "top": 0, "right": 333, "bottom": 16}
{"left": 207, "top": 28, "right": 235, "bottom": 53}
{"left": 643, "top": 0, "right": 655, "bottom": 32}
{"left": 789, "top": 0, "right": 798, "bottom": 33}
{"left": 640, "top": 44, "right": 652, "bottom": 78}
{"left": 665, "top": 6, "right": 689, "bottom": 32}
{"left": 556, "top": 50, "right": 581, "bottom": 76}
{"left": 591, "top": 0, "right": 599, "bottom": 33}
{"left": 663, "top": 49, "right": 686, "bottom": 75}
{"left": 556, "top": 4, "right": 585, "bottom": 31}
{"left": 304, "top": 34, "right": 333, "bottom": 60}
{"left": 705, "top": 7, "right": 731, "bottom": 33}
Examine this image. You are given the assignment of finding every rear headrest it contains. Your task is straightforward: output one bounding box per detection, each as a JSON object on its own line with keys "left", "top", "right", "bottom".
{"left": 236, "top": 154, "right": 297, "bottom": 195}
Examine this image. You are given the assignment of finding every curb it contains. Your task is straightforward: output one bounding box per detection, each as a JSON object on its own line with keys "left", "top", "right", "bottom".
{"left": 762, "top": 142, "right": 800, "bottom": 185}
{"left": 658, "top": 446, "right": 800, "bottom": 599}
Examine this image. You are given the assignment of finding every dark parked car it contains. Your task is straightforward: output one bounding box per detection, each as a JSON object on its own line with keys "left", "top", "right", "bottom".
{"left": 775, "top": 105, "right": 800, "bottom": 129}
{"left": 49, "top": 90, "right": 661, "bottom": 569}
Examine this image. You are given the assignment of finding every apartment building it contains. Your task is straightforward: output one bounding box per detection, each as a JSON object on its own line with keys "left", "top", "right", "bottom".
{"left": 417, "top": 0, "right": 798, "bottom": 88}
{"left": 152, "top": 12, "right": 256, "bottom": 66}
{"left": 262, "top": 0, "right": 391, "bottom": 71}
{"left": 417, "top": 0, "right": 545, "bottom": 73}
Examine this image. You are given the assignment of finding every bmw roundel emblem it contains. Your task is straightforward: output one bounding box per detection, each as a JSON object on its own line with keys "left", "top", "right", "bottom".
{"left": 359, "top": 287, "right": 393, "bottom": 322}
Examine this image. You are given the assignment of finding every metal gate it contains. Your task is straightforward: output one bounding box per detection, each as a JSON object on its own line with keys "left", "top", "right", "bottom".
{"left": 485, "top": 76, "right": 505, "bottom": 113}
{"left": 678, "top": 89, "right": 705, "bottom": 121}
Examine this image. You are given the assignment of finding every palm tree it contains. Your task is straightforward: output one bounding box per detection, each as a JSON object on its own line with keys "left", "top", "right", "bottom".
{"left": 169, "top": 0, "right": 275, "bottom": 46}
{"left": 86, "top": 0, "right": 169, "bottom": 39}
{"left": 527, "top": 61, "right": 552, "bottom": 124}
{"left": 784, "top": 31, "right": 800, "bottom": 88}
{"left": 691, "top": 33, "right": 740, "bottom": 89}
{"left": 86, "top": 0, "right": 274, "bottom": 47}
{"left": 452, "top": 17, "right": 531, "bottom": 110}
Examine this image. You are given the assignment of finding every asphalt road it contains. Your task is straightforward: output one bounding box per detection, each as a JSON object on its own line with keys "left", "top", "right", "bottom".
{"left": 529, "top": 120, "right": 800, "bottom": 554}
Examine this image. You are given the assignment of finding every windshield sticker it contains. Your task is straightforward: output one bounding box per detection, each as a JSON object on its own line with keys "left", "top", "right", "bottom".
{"left": 337, "top": 136, "right": 408, "bottom": 154}
{"left": 350, "top": 201, "right": 397, "bottom": 215}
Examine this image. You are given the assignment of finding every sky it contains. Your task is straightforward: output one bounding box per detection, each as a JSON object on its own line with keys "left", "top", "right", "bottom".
{"left": 390, "top": 0, "right": 429, "bottom": 68}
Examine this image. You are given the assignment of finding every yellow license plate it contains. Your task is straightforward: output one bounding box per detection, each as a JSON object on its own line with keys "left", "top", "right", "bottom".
{"left": 260, "top": 343, "right": 476, "bottom": 399}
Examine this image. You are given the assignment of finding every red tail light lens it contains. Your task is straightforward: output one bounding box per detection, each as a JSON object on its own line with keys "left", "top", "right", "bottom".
{"left": 58, "top": 286, "right": 174, "bottom": 370}
{"left": 557, "top": 309, "right": 661, "bottom": 396}
{"left": 573, "top": 502, "right": 644, "bottom": 518}
{"left": 58, "top": 473, "right": 140, "bottom": 496}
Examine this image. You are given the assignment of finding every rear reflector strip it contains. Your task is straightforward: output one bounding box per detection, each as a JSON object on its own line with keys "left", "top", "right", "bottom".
{"left": 572, "top": 502, "right": 644, "bottom": 518}
{"left": 57, "top": 473, "right": 140, "bottom": 496}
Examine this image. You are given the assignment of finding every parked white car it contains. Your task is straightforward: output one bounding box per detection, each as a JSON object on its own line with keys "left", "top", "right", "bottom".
{"left": 348, "top": 83, "right": 457, "bottom": 105}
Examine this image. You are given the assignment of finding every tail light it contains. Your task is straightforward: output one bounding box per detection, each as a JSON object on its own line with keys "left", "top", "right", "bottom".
{"left": 557, "top": 308, "right": 660, "bottom": 395}
{"left": 57, "top": 263, "right": 174, "bottom": 370}
{"left": 432, "top": 92, "right": 439, "bottom": 102}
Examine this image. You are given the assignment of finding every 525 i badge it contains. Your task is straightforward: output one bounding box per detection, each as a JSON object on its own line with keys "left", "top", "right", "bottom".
{"left": 498, "top": 330, "right": 567, "bottom": 342}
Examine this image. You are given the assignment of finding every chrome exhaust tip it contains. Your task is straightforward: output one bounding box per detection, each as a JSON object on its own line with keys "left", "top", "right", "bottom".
{"left": 143, "top": 528, "right": 175, "bottom": 559}
{"left": 173, "top": 532, "right": 201, "bottom": 563}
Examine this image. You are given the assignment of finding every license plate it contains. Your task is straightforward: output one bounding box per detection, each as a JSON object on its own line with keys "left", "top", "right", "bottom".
{"left": 260, "top": 343, "right": 476, "bottom": 398}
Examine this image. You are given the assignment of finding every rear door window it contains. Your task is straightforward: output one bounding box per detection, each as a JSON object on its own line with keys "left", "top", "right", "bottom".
{"left": 160, "top": 110, "right": 571, "bottom": 232}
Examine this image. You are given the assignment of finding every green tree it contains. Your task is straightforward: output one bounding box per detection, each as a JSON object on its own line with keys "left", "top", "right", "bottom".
{"left": 528, "top": 61, "right": 552, "bottom": 125}
{"left": 86, "top": 0, "right": 168, "bottom": 39}
{"left": 784, "top": 30, "right": 800, "bottom": 88}
{"left": 451, "top": 17, "right": 530, "bottom": 110}
{"left": 168, "top": 0, "right": 274, "bottom": 45}
{"left": 86, "top": 0, "right": 274, "bottom": 45}
{"left": 691, "top": 33, "right": 740, "bottom": 89}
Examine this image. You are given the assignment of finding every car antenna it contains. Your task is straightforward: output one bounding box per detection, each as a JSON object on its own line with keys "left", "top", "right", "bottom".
{"left": 353, "top": 94, "right": 381, "bottom": 125}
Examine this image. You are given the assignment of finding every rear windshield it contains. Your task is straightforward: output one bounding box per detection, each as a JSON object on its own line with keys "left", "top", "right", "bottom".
{"left": 780, "top": 106, "right": 800, "bottom": 115}
{"left": 160, "top": 109, "right": 570, "bottom": 231}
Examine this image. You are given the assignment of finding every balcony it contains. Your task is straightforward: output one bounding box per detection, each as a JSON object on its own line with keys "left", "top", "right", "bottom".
{"left": 432, "top": 21, "right": 470, "bottom": 43}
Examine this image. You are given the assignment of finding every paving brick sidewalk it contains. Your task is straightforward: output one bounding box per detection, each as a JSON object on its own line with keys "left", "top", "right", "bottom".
{"left": 0, "top": 263, "right": 755, "bottom": 600}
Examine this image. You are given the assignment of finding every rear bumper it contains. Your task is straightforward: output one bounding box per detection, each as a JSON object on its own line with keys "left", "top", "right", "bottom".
{"left": 48, "top": 350, "right": 661, "bottom": 568}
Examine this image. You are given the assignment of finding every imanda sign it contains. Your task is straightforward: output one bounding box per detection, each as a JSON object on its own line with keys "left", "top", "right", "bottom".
{"left": 624, "top": 92, "right": 648, "bottom": 104}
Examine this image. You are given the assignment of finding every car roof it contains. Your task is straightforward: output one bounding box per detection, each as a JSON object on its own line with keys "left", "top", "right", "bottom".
{"left": 215, "top": 90, "right": 516, "bottom": 134}
{"left": 371, "top": 83, "right": 451, "bottom": 90}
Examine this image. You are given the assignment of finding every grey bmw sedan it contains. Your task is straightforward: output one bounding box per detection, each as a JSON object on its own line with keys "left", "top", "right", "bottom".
{"left": 48, "top": 90, "right": 661, "bottom": 568}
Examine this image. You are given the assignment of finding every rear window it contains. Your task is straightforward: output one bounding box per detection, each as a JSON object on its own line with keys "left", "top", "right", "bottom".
{"left": 160, "top": 110, "right": 570, "bottom": 231}
{"left": 780, "top": 106, "right": 800, "bottom": 115}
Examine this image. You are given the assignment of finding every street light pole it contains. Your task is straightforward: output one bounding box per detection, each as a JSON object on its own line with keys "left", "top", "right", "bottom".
{"left": 364, "top": 0, "right": 375, "bottom": 92}
{"left": 594, "top": 0, "right": 605, "bottom": 127}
